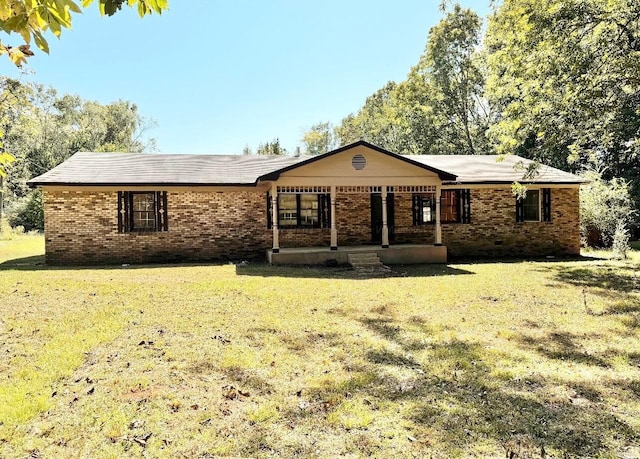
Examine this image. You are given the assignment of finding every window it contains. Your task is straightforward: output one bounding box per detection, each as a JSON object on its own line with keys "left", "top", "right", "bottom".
{"left": 441, "top": 190, "right": 459, "bottom": 223}
{"left": 516, "top": 188, "right": 551, "bottom": 222}
{"left": 523, "top": 190, "right": 540, "bottom": 221}
{"left": 118, "top": 191, "right": 168, "bottom": 233}
{"left": 268, "top": 193, "right": 330, "bottom": 229}
{"left": 278, "top": 194, "right": 298, "bottom": 227}
{"left": 412, "top": 194, "right": 435, "bottom": 225}
{"left": 412, "top": 189, "right": 471, "bottom": 225}
{"left": 132, "top": 193, "right": 157, "bottom": 230}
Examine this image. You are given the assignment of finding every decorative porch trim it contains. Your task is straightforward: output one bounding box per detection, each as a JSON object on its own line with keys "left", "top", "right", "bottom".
{"left": 394, "top": 185, "right": 436, "bottom": 193}
{"left": 277, "top": 185, "right": 330, "bottom": 193}
{"left": 337, "top": 185, "right": 382, "bottom": 194}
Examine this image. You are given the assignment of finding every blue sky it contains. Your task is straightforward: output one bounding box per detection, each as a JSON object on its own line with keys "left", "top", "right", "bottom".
{"left": 5, "top": 0, "right": 490, "bottom": 154}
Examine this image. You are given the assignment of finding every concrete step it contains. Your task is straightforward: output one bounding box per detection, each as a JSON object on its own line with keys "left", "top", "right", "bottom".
{"left": 348, "top": 252, "right": 385, "bottom": 270}
{"left": 349, "top": 255, "right": 380, "bottom": 262}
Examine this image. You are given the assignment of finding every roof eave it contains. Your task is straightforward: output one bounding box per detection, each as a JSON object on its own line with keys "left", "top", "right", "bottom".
{"left": 441, "top": 180, "right": 589, "bottom": 185}
{"left": 28, "top": 181, "right": 259, "bottom": 188}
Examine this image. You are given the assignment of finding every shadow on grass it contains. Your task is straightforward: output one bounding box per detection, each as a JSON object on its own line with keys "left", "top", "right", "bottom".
{"left": 518, "top": 331, "right": 613, "bottom": 368}
{"left": 0, "top": 254, "right": 247, "bottom": 272}
{"left": 0, "top": 254, "right": 475, "bottom": 279}
{"left": 0, "top": 254, "right": 46, "bottom": 270}
{"left": 546, "top": 263, "right": 640, "bottom": 295}
{"left": 288, "top": 313, "right": 640, "bottom": 457}
{"left": 235, "top": 263, "right": 475, "bottom": 280}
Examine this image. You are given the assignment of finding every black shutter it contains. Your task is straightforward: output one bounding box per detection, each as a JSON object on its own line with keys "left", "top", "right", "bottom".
{"left": 118, "top": 191, "right": 131, "bottom": 232}
{"left": 412, "top": 194, "right": 419, "bottom": 225}
{"left": 542, "top": 188, "right": 551, "bottom": 222}
{"left": 515, "top": 196, "right": 524, "bottom": 223}
{"left": 319, "top": 193, "right": 331, "bottom": 229}
{"left": 460, "top": 189, "right": 471, "bottom": 224}
{"left": 266, "top": 193, "right": 272, "bottom": 229}
{"left": 430, "top": 196, "right": 436, "bottom": 223}
{"left": 155, "top": 191, "right": 168, "bottom": 231}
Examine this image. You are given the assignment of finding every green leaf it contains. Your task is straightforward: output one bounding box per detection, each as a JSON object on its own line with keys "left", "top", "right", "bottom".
{"left": 67, "top": 0, "right": 83, "bottom": 14}
{"left": 33, "top": 30, "right": 50, "bottom": 53}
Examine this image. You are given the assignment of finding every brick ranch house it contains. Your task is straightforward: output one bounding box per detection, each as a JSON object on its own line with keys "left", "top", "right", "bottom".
{"left": 28, "top": 141, "right": 586, "bottom": 265}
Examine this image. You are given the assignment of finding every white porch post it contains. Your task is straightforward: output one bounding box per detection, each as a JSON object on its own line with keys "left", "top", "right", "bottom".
{"left": 381, "top": 186, "right": 389, "bottom": 248}
{"left": 435, "top": 186, "right": 442, "bottom": 246}
{"left": 330, "top": 185, "right": 337, "bottom": 250}
{"left": 271, "top": 184, "right": 280, "bottom": 253}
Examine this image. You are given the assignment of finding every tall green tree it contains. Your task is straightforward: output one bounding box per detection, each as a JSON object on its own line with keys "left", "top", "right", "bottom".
{"left": 335, "top": 81, "right": 417, "bottom": 153}
{"left": 335, "top": 4, "right": 489, "bottom": 156}
{"left": 485, "top": 0, "right": 640, "bottom": 179}
{"left": 2, "top": 77, "right": 156, "bottom": 230}
{"left": 408, "top": 3, "right": 489, "bottom": 155}
{"left": 302, "top": 122, "right": 336, "bottom": 155}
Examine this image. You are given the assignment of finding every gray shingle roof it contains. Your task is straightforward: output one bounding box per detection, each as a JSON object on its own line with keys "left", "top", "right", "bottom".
{"left": 28, "top": 145, "right": 586, "bottom": 187}
{"left": 28, "top": 152, "right": 308, "bottom": 186}
{"left": 411, "top": 155, "right": 587, "bottom": 184}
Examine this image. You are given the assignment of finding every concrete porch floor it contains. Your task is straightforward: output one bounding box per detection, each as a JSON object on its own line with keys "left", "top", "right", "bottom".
{"left": 267, "top": 244, "right": 447, "bottom": 265}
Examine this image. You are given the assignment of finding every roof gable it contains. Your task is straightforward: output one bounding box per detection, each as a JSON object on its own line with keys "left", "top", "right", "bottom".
{"left": 257, "top": 141, "right": 457, "bottom": 182}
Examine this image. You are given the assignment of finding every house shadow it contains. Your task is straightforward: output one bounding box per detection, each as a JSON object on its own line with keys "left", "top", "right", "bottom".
{"left": 0, "top": 255, "right": 473, "bottom": 279}
{"left": 448, "top": 253, "right": 593, "bottom": 265}
{"left": 0, "top": 254, "right": 238, "bottom": 272}
{"left": 234, "top": 262, "right": 475, "bottom": 279}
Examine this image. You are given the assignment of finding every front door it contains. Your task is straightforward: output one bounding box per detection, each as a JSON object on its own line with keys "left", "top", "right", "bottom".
{"left": 370, "top": 193, "right": 395, "bottom": 244}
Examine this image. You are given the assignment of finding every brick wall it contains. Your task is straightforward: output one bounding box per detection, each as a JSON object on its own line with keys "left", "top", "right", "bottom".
{"left": 393, "top": 193, "right": 435, "bottom": 244}
{"left": 442, "top": 188, "right": 580, "bottom": 258}
{"left": 43, "top": 187, "right": 580, "bottom": 264}
{"left": 336, "top": 193, "right": 371, "bottom": 245}
{"left": 44, "top": 190, "right": 270, "bottom": 264}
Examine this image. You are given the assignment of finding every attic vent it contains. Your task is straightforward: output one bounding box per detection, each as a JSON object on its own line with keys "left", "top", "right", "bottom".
{"left": 352, "top": 154, "right": 366, "bottom": 170}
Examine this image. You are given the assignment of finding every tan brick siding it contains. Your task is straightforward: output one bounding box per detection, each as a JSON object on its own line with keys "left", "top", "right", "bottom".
{"left": 43, "top": 187, "right": 580, "bottom": 264}
{"left": 393, "top": 193, "right": 434, "bottom": 244}
{"left": 336, "top": 194, "right": 370, "bottom": 245}
{"left": 442, "top": 188, "right": 580, "bottom": 257}
{"left": 44, "top": 190, "right": 269, "bottom": 264}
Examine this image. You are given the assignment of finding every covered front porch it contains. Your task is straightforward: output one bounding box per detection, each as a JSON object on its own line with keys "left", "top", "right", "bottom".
{"left": 267, "top": 244, "right": 447, "bottom": 265}
{"left": 259, "top": 142, "right": 457, "bottom": 264}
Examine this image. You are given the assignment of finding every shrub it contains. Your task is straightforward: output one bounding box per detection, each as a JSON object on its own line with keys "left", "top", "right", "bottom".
{"left": 580, "top": 171, "right": 635, "bottom": 248}
{"left": 7, "top": 190, "right": 44, "bottom": 232}
{"left": 612, "top": 220, "right": 630, "bottom": 259}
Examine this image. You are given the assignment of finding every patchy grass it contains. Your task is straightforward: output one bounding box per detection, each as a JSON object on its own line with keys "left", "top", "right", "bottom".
{"left": 1, "top": 235, "right": 640, "bottom": 458}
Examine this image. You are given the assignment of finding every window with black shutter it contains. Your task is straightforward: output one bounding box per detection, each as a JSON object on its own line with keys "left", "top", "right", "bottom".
{"left": 118, "top": 191, "right": 168, "bottom": 233}
{"left": 412, "top": 194, "right": 436, "bottom": 225}
{"left": 412, "top": 190, "right": 471, "bottom": 225}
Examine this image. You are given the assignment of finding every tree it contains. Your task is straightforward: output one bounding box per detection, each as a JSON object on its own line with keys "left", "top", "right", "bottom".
{"left": 579, "top": 170, "right": 636, "bottom": 248}
{"left": 485, "top": 0, "right": 640, "bottom": 176}
{"left": 302, "top": 122, "right": 336, "bottom": 155}
{"left": 0, "top": 0, "right": 168, "bottom": 177}
{"left": 256, "top": 138, "right": 286, "bottom": 156}
{"left": 335, "top": 81, "right": 416, "bottom": 153}
{"left": 0, "top": 0, "right": 169, "bottom": 67}
{"left": 335, "top": 4, "right": 490, "bottom": 156}
{"left": 409, "top": 3, "right": 489, "bottom": 155}
{"left": 1, "top": 77, "right": 156, "bottom": 230}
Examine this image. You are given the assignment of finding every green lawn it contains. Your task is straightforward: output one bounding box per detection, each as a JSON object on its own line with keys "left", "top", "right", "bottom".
{"left": 1, "top": 234, "right": 639, "bottom": 458}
